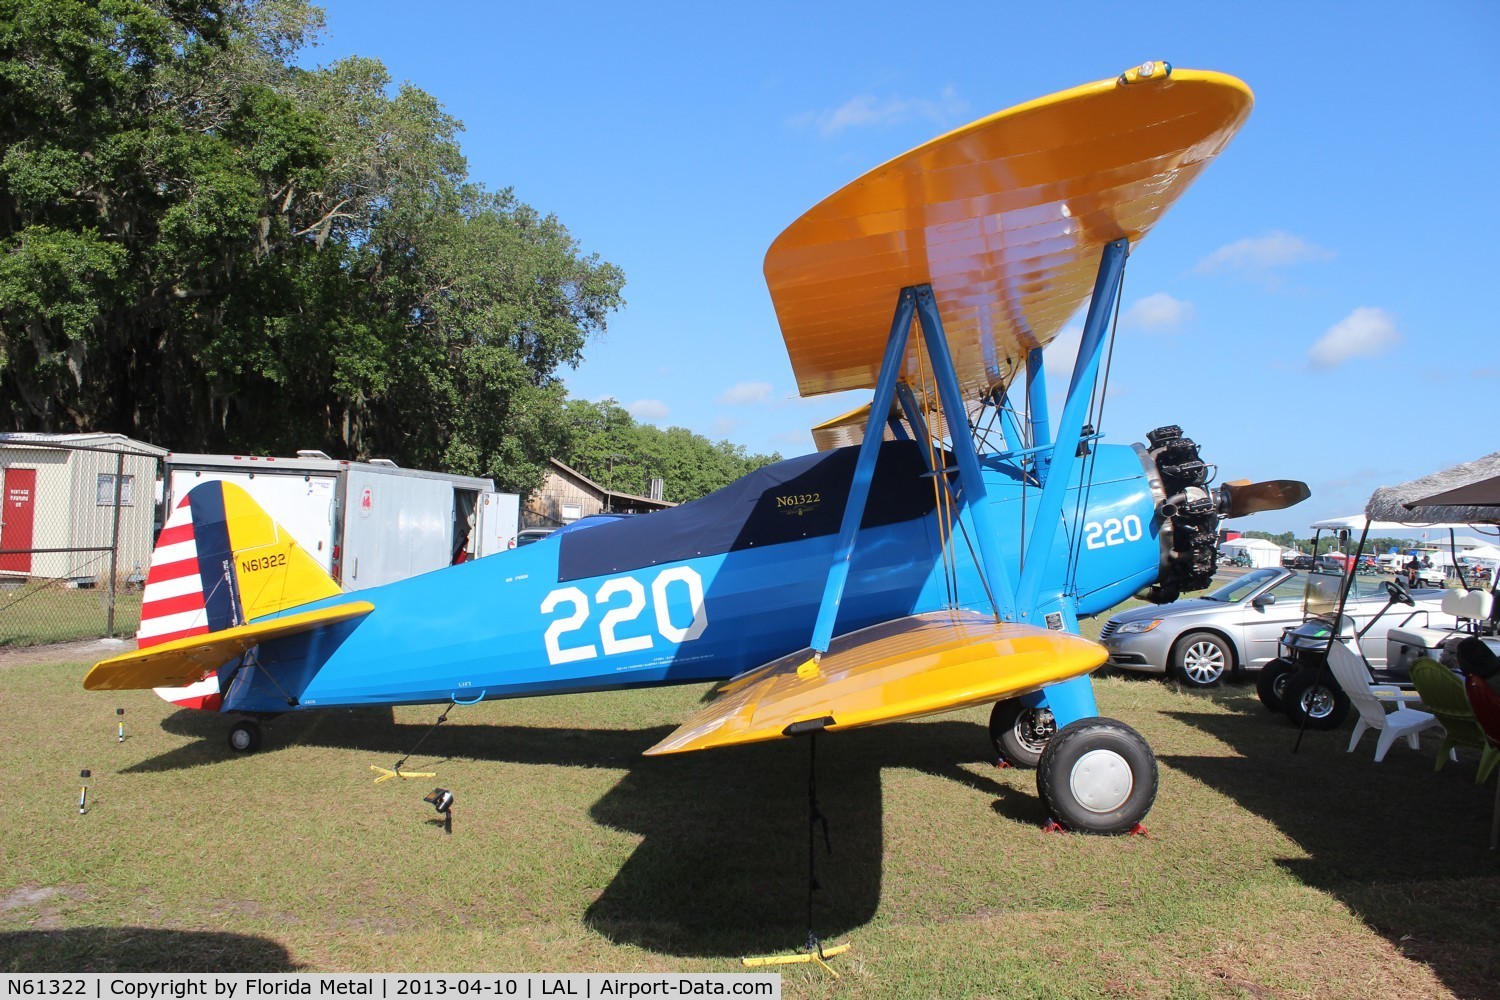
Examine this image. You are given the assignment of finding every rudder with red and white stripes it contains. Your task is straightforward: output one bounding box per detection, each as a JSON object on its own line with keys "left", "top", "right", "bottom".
{"left": 141, "top": 480, "right": 341, "bottom": 711}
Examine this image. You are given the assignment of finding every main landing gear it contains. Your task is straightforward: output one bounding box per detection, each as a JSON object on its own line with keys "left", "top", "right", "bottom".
{"left": 990, "top": 698, "right": 1158, "bottom": 834}
{"left": 1036, "top": 719, "right": 1158, "bottom": 835}
{"left": 227, "top": 718, "right": 262, "bottom": 753}
{"left": 226, "top": 714, "right": 285, "bottom": 754}
{"left": 988, "top": 699, "right": 1056, "bottom": 768}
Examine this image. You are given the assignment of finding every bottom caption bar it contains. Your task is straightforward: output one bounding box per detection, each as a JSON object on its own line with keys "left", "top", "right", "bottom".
{"left": 0, "top": 976, "right": 781, "bottom": 1000}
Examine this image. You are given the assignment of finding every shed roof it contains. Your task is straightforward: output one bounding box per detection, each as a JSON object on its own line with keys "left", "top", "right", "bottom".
{"left": 0, "top": 432, "right": 167, "bottom": 457}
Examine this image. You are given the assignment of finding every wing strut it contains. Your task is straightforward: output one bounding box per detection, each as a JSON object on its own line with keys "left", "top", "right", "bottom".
{"left": 1014, "top": 238, "right": 1129, "bottom": 622}
{"left": 912, "top": 286, "right": 1018, "bottom": 620}
{"left": 808, "top": 290, "right": 917, "bottom": 656}
{"left": 803, "top": 238, "right": 1130, "bottom": 706}
{"left": 1025, "top": 348, "right": 1051, "bottom": 474}
{"left": 808, "top": 282, "right": 1032, "bottom": 658}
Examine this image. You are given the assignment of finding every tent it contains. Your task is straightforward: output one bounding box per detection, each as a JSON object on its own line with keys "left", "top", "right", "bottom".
{"left": 1366, "top": 451, "right": 1500, "bottom": 524}
{"left": 1308, "top": 514, "right": 1471, "bottom": 532}
{"left": 1219, "top": 536, "right": 1282, "bottom": 568}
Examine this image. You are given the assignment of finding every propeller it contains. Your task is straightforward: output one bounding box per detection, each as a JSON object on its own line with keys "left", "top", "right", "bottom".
{"left": 1217, "top": 479, "right": 1311, "bottom": 518}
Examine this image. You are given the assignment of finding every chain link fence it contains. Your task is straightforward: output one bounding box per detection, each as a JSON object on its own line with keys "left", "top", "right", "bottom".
{"left": 0, "top": 436, "right": 165, "bottom": 647}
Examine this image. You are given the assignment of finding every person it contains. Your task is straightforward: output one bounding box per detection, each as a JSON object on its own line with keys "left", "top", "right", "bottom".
{"left": 1406, "top": 553, "right": 1420, "bottom": 588}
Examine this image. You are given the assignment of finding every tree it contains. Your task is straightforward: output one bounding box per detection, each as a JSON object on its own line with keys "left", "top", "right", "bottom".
{"left": 560, "top": 398, "right": 781, "bottom": 503}
{"left": 0, "top": 0, "right": 624, "bottom": 496}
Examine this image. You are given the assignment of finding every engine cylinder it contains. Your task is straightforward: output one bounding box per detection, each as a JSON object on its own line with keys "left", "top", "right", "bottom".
{"left": 1137, "top": 425, "right": 1220, "bottom": 604}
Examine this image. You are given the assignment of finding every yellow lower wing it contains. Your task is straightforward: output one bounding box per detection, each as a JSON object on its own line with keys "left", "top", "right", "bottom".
{"left": 83, "top": 601, "right": 374, "bottom": 692}
{"left": 645, "top": 610, "right": 1105, "bottom": 755}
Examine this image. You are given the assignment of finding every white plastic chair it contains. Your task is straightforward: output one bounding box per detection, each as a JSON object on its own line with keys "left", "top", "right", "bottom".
{"left": 1325, "top": 642, "right": 1442, "bottom": 762}
{"left": 1459, "top": 589, "right": 1494, "bottom": 624}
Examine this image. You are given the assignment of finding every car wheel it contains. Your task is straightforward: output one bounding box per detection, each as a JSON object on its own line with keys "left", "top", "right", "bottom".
{"left": 227, "top": 719, "right": 262, "bottom": 753}
{"left": 1172, "top": 631, "right": 1232, "bottom": 688}
{"left": 1256, "top": 657, "right": 1298, "bottom": 713}
{"left": 989, "top": 699, "right": 1056, "bottom": 768}
{"left": 1036, "top": 718, "right": 1158, "bottom": 835}
{"left": 1283, "top": 668, "right": 1350, "bottom": 730}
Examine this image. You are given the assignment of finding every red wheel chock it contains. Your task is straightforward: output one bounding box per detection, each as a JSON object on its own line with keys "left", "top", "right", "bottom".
{"left": 1040, "top": 819, "right": 1150, "bottom": 837}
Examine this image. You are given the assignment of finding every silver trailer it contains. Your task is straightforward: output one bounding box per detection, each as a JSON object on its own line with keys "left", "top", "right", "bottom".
{"left": 163, "top": 452, "right": 516, "bottom": 590}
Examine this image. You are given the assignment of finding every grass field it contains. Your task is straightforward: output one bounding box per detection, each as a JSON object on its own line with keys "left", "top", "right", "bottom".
{"left": 0, "top": 583, "right": 142, "bottom": 647}
{"left": 3, "top": 646, "right": 1499, "bottom": 998}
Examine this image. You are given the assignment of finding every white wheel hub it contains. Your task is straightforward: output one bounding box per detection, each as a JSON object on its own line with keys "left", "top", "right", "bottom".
{"left": 1069, "top": 748, "right": 1133, "bottom": 813}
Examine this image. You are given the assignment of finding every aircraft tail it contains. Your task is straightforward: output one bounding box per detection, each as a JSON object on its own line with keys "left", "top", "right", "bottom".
{"left": 138, "top": 480, "right": 342, "bottom": 709}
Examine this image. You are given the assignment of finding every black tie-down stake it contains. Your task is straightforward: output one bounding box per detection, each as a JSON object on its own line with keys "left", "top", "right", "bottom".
{"left": 741, "top": 717, "right": 850, "bottom": 978}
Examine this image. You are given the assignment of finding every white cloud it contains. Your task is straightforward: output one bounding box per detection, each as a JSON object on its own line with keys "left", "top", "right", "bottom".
{"left": 717, "top": 381, "right": 774, "bottom": 405}
{"left": 1043, "top": 324, "right": 1084, "bottom": 378}
{"left": 1122, "top": 292, "right": 1194, "bottom": 331}
{"left": 1307, "top": 307, "right": 1400, "bottom": 369}
{"left": 1195, "top": 230, "right": 1335, "bottom": 274}
{"left": 792, "top": 85, "right": 967, "bottom": 136}
{"left": 626, "top": 399, "right": 670, "bottom": 421}
{"left": 712, "top": 417, "right": 746, "bottom": 438}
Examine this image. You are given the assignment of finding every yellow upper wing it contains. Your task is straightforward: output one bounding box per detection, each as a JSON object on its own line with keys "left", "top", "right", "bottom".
{"left": 644, "top": 610, "right": 1106, "bottom": 755}
{"left": 765, "top": 64, "right": 1252, "bottom": 400}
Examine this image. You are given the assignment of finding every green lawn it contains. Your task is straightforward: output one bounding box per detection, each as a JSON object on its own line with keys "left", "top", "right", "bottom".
{"left": 3, "top": 647, "right": 1498, "bottom": 998}
{"left": 0, "top": 583, "right": 142, "bottom": 647}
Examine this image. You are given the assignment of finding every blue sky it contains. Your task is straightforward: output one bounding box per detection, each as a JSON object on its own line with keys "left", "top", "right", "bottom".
{"left": 304, "top": 2, "right": 1497, "bottom": 535}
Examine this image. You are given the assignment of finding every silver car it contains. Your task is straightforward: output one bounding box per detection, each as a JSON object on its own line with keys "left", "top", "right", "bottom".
{"left": 1098, "top": 568, "right": 1450, "bottom": 687}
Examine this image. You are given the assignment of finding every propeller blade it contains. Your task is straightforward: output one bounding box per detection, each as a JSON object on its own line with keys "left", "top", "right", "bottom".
{"left": 1220, "top": 479, "right": 1310, "bottom": 518}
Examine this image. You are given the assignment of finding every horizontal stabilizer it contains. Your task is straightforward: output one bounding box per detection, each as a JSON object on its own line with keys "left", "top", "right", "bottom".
{"left": 83, "top": 601, "right": 374, "bottom": 692}
{"left": 645, "top": 610, "right": 1105, "bottom": 755}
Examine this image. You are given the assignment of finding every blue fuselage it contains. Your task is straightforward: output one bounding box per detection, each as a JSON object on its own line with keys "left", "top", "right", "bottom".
{"left": 224, "top": 441, "right": 1162, "bottom": 714}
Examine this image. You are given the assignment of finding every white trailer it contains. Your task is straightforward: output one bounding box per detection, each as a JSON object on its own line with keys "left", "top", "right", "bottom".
{"left": 163, "top": 452, "right": 516, "bottom": 590}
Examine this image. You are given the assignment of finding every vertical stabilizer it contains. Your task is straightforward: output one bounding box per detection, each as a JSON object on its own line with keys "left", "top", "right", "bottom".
{"left": 140, "top": 481, "right": 341, "bottom": 709}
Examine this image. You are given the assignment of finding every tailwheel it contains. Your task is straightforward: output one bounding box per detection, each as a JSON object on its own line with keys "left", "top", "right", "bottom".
{"left": 988, "top": 699, "right": 1056, "bottom": 768}
{"left": 227, "top": 718, "right": 262, "bottom": 754}
{"left": 1036, "top": 718, "right": 1157, "bottom": 835}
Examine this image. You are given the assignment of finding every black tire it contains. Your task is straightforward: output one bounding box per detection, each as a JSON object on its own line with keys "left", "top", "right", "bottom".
{"left": 1283, "top": 668, "right": 1350, "bottom": 730}
{"left": 1036, "top": 718, "right": 1158, "bottom": 835}
{"left": 1172, "top": 631, "right": 1233, "bottom": 688}
{"left": 989, "top": 699, "right": 1056, "bottom": 768}
{"left": 1256, "top": 657, "right": 1298, "bottom": 713}
{"left": 227, "top": 719, "right": 262, "bottom": 754}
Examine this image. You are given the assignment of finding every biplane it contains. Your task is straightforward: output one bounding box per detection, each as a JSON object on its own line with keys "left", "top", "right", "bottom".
{"left": 85, "top": 62, "right": 1307, "bottom": 834}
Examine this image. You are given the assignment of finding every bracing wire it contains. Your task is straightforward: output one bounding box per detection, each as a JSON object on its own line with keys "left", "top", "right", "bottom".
{"left": 1064, "top": 266, "right": 1127, "bottom": 591}
{"left": 914, "top": 332, "right": 961, "bottom": 607}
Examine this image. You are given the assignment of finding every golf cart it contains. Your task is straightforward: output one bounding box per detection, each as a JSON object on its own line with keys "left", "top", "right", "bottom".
{"left": 1365, "top": 456, "right": 1500, "bottom": 675}
{"left": 1264, "top": 459, "right": 1500, "bottom": 733}
{"left": 1255, "top": 517, "right": 1459, "bottom": 729}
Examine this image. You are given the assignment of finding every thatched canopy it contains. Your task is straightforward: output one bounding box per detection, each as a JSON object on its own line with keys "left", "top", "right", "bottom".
{"left": 1365, "top": 451, "right": 1500, "bottom": 525}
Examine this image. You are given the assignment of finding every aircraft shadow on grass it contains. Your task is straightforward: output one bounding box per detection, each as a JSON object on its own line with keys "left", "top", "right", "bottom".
{"left": 1161, "top": 695, "right": 1500, "bottom": 999}
{"left": 1, "top": 926, "right": 301, "bottom": 972}
{"left": 136, "top": 708, "right": 1036, "bottom": 957}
